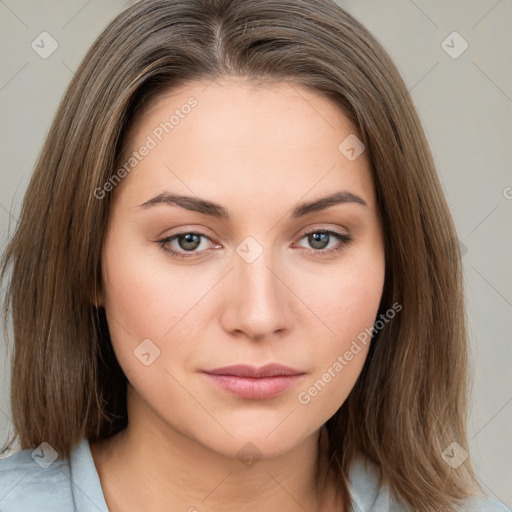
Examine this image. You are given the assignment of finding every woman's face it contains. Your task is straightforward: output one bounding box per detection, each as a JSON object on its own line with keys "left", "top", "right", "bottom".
{"left": 99, "top": 78, "right": 385, "bottom": 459}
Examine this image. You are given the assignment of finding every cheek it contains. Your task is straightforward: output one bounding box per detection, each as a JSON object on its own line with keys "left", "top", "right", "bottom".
{"left": 335, "top": 262, "right": 385, "bottom": 333}
{"left": 101, "top": 230, "right": 239, "bottom": 414}
{"left": 102, "top": 218, "right": 385, "bottom": 422}
{"left": 298, "top": 246, "right": 385, "bottom": 346}
{"left": 101, "top": 231, "right": 211, "bottom": 343}
{"left": 294, "top": 250, "right": 384, "bottom": 417}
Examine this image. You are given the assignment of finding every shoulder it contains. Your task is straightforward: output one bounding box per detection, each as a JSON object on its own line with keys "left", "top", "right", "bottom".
{"left": 458, "top": 496, "right": 511, "bottom": 512}
{"left": 0, "top": 443, "right": 75, "bottom": 512}
{"left": 347, "top": 454, "right": 510, "bottom": 512}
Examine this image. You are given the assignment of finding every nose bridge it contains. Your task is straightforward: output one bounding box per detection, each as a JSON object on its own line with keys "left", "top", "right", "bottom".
{"left": 222, "top": 235, "right": 290, "bottom": 338}
{"left": 237, "top": 247, "right": 277, "bottom": 302}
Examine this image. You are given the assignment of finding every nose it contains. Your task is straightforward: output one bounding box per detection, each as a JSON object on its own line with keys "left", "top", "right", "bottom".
{"left": 219, "top": 242, "right": 293, "bottom": 342}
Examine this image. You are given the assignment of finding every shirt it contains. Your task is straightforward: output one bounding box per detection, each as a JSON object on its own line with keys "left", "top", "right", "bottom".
{"left": 0, "top": 438, "right": 509, "bottom": 512}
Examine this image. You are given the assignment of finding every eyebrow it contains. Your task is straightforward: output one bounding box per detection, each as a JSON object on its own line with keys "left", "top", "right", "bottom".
{"left": 138, "top": 190, "right": 367, "bottom": 219}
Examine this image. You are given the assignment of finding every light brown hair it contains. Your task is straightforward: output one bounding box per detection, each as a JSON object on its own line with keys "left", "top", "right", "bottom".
{"left": 1, "top": 1, "right": 483, "bottom": 510}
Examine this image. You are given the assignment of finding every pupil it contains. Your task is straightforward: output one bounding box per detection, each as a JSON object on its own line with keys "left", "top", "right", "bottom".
{"left": 176, "top": 232, "right": 331, "bottom": 252}
{"left": 180, "top": 233, "right": 200, "bottom": 251}
{"left": 310, "top": 232, "right": 328, "bottom": 249}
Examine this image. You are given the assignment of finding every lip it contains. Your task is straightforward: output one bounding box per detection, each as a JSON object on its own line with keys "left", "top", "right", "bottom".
{"left": 204, "top": 363, "right": 304, "bottom": 378}
{"left": 202, "top": 364, "right": 305, "bottom": 400}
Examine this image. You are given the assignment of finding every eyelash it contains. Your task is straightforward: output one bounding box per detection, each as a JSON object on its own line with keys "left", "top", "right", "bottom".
{"left": 157, "top": 228, "right": 353, "bottom": 259}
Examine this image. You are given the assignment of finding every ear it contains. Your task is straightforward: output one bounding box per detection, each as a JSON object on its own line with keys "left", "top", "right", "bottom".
{"left": 91, "top": 295, "right": 104, "bottom": 308}
{"left": 91, "top": 283, "right": 105, "bottom": 308}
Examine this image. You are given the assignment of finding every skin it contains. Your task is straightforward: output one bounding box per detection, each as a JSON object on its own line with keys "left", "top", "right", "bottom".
{"left": 90, "top": 77, "right": 385, "bottom": 512}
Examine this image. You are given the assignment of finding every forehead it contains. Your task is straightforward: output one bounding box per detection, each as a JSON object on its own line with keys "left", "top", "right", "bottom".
{"left": 113, "top": 78, "right": 375, "bottom": 210}
{"left": 140, "top": 77, "right": 357, "bottom": 143}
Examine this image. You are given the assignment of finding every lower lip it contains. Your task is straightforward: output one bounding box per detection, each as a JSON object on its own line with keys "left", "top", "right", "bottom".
{"left": 202, "top": 373, "right": 304, "bottom": 400}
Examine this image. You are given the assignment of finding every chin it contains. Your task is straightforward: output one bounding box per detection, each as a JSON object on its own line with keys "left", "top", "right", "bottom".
{"left": 196, "top": 419, "right": 315, "bottom": 461}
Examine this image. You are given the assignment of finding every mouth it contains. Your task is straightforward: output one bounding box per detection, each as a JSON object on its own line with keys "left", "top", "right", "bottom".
{"left": 202, "top": 363, "right": 305, "bottom": 400}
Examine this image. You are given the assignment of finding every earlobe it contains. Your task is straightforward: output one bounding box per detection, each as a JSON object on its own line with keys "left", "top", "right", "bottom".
{"left": 92, "top": 297, "right": 104, "bottom": 308}
{"left": 91, "top": 285, "right": 104, "bottom": 308}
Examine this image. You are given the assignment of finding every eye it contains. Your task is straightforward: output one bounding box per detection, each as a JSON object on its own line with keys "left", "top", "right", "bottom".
{"left": 295, "top": 229, "right": 352, "bottom": 256}
{"left": 158, "top": 228, "right": 353, "bottom": 259}
{"left": 157, "top": 232, "right": 218, "bottom": 259}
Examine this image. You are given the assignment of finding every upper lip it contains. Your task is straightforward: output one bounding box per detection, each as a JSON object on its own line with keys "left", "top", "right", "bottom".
{"left": 203, "top": 363, "right": 304, "bottom": 378}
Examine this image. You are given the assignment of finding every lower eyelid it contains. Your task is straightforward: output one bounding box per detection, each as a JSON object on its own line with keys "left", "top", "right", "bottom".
{"left": 158, "top": 229, "right": 351, "bottom": 257}
{"left": 160, "top": 233, "right": 214, "bottom": 254}
{"left": 296, "top": 230, "right": 352, "bottom": 253}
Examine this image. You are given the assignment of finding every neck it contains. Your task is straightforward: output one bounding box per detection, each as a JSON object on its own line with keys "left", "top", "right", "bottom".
{"left": 91, "top": 385, "right": 342, "bottom": 512}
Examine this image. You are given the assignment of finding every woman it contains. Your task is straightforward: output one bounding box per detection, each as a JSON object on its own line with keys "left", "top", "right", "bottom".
{"left": 0, "top": 1, "right": 507, "bottom": 511}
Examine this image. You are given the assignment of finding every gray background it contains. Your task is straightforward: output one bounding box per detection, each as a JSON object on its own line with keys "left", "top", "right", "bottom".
{"left": 0, "top": 0, "right": 511, "bottom": 507}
